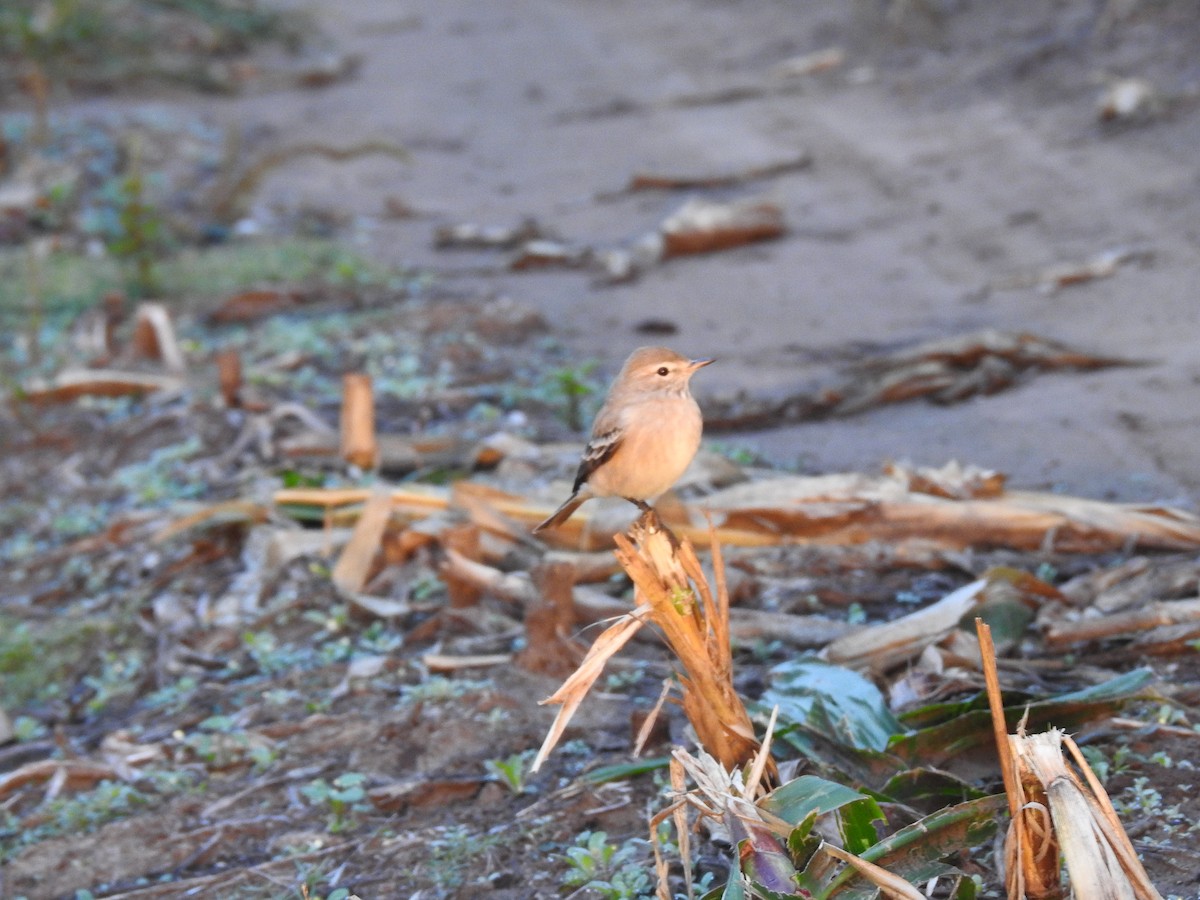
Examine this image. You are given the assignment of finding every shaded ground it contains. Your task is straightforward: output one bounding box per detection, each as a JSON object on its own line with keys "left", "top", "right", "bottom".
{"left": 4, "top": 1, "right": 1200, "bottom": 898}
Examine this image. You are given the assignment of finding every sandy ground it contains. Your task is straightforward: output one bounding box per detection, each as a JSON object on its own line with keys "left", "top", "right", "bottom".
{"left": 189, "top": 0, "right": 1199, "bottom": 505}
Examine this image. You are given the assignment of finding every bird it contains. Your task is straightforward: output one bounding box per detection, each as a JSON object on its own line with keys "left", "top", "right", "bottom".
{"left": 533, "top": 346, "right": 713, "bottom": 533}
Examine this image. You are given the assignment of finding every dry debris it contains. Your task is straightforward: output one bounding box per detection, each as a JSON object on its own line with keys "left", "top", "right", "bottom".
{"left": 703, "top": 329, "right": 1137, "bottom": 429}
{"left": 435, "top": 195, "right": 787, "bottom": 284}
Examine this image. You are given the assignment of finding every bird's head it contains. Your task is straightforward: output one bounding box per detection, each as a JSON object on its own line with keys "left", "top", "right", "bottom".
{"left": 618, "top": 346, "right": 714, "bottom": 394}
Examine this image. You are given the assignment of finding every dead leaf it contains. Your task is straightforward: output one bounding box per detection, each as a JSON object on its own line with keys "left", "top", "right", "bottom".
{"left": 0, "top": 759, "right": 123, "bottom": 800}
{"left": 152, "top": 500, "right": 270, "bottom": 544}
{"left": 824, "top": 579, "right": 988, "bottom": 673}
{"left": 215, "top": 348, "right": 243, "bottom": 407}
{"left": 434, "top": 217, "right": 545, "bottom": 250}
{"left": 772, "top": 47, "right": 846, "bottom": 78}
{"left": 1099, "top": 78, "right": 1161, "bottom": 122}
{"left": 622, "top": 153, "right": 812, "bottom": 192}
{"left": 699, "top": 470, "right": 1200, "bottom": 553}
{"left": 20, "top": 369, "right": 184, "bottom": 404}
{"left": 132, "top": 303, "right": 186, "bottom": 373}
{"left": 660, "top": 197, "right": 785, "bottom": 257}
{"left": 368, "top": 776, "right": 486, "bottom": 812}
{"left": 346, "top": 593, "right": 410, "bottom": 620}
{"left": 422, "top": 653, "right": 513, "bottom": 673}
{"left": 208, "top": 289, "right": 301, "bottom": 324}
{"left": 509, "top": 239, "right": 590, "bottom": 270}
{"left": 1044, "top": 597, "right": 1200, "bottom": 649}
{"left": 886, "top": 460, "right": 1006, "bottom": 499}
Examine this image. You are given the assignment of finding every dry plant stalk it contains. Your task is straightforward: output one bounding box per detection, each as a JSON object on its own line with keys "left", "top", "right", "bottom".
{"left": 661, "top": 732, "right": 924, "bottom": 900}
{"left": 330, "top": 492, "right": 393, "bottom": 595}
{"left": 533, "top": 516, "right": 770, "bottom": 778}
{"left": 132, "top": 303, "right": 186, "bottom": 373}
{"left": 1043, "top": 597, "right": 1200, "bottom": 648}
{"left": 980, "top": 619, "right": 1062, "bottom": 899}
{"left": 339, "top": 373, "right": 378, "bottom": 470}
{"left": 215, "top": 349, "right": 243, "bottom": 408}
{"left": 614, "top": 518, "right": 769, "bottom": 776}
{"left": 21, "top": 369, "right": 183, "bottom": 404}
{"left": 977, "top": 620, "right": 1164, "bottom": 900}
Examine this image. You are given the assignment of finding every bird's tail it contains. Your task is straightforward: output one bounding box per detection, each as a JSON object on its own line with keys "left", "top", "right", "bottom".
{"left": 532, "top": 493, "right": 586, "bottom": 534}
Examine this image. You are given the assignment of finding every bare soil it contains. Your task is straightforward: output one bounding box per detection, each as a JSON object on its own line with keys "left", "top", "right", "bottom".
{"left": 197, "top": 0, "right": 1200, "bottom": 502}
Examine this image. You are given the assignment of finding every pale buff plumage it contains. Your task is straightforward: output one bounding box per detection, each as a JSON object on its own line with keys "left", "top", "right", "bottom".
{"left": 533, "top": 346, "right": 713, "bottom": 533}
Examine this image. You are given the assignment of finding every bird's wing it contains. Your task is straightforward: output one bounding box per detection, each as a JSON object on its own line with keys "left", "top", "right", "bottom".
{"left": 572, "top": 427, "right": 622, "bottom": 493}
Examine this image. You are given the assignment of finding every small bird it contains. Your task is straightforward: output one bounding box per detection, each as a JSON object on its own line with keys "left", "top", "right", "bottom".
{"left": 533, "top": 346, "right": 713, "bottom": 533}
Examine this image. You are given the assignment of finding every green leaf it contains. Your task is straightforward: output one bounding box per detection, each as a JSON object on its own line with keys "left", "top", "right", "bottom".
{"left": 877, "top": 767, "right": 988, "bottom": 813}
{"left": 831, "top": 860, "right": 963, "bottom": 900}
{"left": 762, "top": 774, "right": 885, "bottom": 858}
{"left": 580, "top": 756, "right": 670, "bottom": 784}
{"left": 759, "top": 658, "right": 905, "bottom": 753}
{"left": 896, "top": 690, "right": 999, "bottom": 730}
{"left": 762, "top": 775, "right": 875, "bottom": 825}
{"left": 970, "top": 592, "right": 1034, "bottom": 647}
{"left": 888, "top": 668, "right": 1156, "bottom": 773}
{"left": 719, "top": 871, "right": 746, "bottom": 900}
{"left": 826, "top": 794, "right": 1006, "bottom": 897}
{"left": 786, "top": 811, "right": 822, "bottom": 871}
{"left": 771, "top": 724, "right": 904, "bottom": 788}
{"left": 839, "top": 797, "right": 886, "bottom": 856}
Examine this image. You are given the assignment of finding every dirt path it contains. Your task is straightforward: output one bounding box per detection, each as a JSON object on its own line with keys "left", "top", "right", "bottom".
{"left": 193, "top": 0, "right": 1200, "bottom": 504}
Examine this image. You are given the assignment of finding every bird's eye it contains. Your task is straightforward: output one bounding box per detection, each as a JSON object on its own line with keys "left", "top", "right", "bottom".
{"left": 657, "top": 366, "right": 669, "bottom": 376}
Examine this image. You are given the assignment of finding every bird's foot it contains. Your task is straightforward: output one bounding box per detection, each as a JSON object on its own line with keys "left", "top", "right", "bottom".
{"left": 626, "top": 499, "right": 660, "bottom": 533}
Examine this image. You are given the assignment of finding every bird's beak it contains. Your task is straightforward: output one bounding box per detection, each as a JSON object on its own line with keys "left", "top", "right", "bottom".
{"left": 689, "top": 357, "right": 715, "bottom": 370}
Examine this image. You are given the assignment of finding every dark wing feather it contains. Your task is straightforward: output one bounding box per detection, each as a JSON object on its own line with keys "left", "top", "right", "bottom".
{"left": 572, "top": 427, "right": 622, "bottom": 492}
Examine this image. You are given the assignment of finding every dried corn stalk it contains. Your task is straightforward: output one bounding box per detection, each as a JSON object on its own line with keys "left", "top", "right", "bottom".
{"left": 532, "top": 516, "right": 768, "bottom": 777}
{"left": 1005, "top": 728, "right": 1162, "bottom": 900}
{"left": 978, "top": 620, "right": 1164, "bottom": 900}
{"left": 340, "top": 373, "right": 378, "bottom": 470}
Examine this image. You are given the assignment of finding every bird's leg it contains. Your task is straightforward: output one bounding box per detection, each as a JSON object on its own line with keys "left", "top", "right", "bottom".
{"left": 625, "top": 498, "right": 660, "bottom": 533}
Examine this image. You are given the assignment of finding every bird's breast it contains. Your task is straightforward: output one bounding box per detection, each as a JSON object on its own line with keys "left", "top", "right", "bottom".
{"left": 586, "top": 394, "right": 702, "bottom": 500}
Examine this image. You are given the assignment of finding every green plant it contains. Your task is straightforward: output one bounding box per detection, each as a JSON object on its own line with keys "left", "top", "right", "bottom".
{"left": 111, "top": 436, "right": 206, "bottom": 504}
{"left": 300, "top": 772, "right": 367, "bottom": 833}
{"left": 1, "top": 778, "right": 152, "bottom": 862}
{"left": 424, "top": 824, "right": 505, "bottom": 892}
{"left": 12, "top": 715, "right": 47, "bottom": 741}
{"left": 1079, "top": 742, "right": 1134, "bottom": 784}
{"left": 707, "top": 441, "right": 760, "bottom": 467}
{"left": 484, "top": 750, "right": 534, "bottom": 795}
{"left": 81, "top": 649, "right": 144, "bottom": 715}
{"left": 545, "top": 362, "right": 599, "bottom": 431}
{"left": 98, "top": 159, "right": 171, "bottom": 299}
{"left": 561, "top": 831, "right": 654, "bottom": 899}
{"left": 142, "top": 675, "right": 198, "bottom": 713}
{"left": 603, "top": 664, "right": 647, "bottom": 693}
{"left": 181, "top": 714, "right": 277, "bottom": 771}
{"left": 399, "top": 675, "right": 489, "bottom": 705}
{"left": 241, "top": 629, "right": 303, "bottom": 676}
{"left": 0, "top": 614, "right": 110, "bottom": 710}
